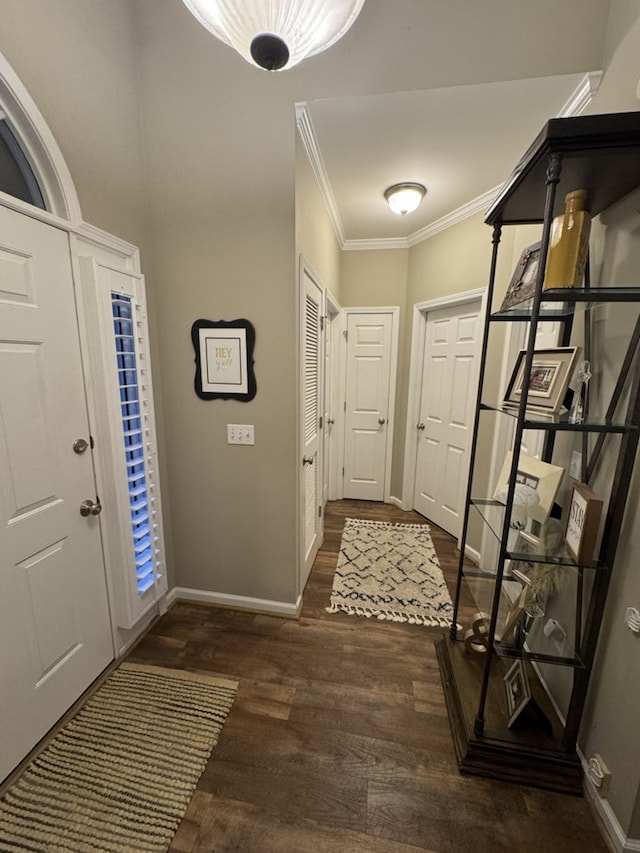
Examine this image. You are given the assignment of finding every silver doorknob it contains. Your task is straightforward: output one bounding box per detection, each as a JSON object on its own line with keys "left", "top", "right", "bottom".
{"left": 73, "top": 438, "right": 89, "bottom": 454}
{"left": 80, "top": 499, "right": 102, "bottom": 517}
{"left": 302, "top": 456, "right": 314, "bottom": 466}
{"left": 327, "top": 418, "right": 335, "bottom": 425}
{"left": 378, "top": 418, "right": 386, "bottom": 426}
{"left": 417, "top": 422, "right": 425, "bottom": 430}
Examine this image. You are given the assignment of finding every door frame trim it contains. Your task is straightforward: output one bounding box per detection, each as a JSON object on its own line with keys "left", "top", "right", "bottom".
{"left": 343, "top": 306, "right": 400, "bottom": 503}
{"left": 401, "top": 288, "right": 487, "bottom": 534}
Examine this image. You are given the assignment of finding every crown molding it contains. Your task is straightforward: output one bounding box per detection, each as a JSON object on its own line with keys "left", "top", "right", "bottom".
{"left": 301, "top": 70, "right": 602, "bottom": 253}
{"left": 557, "top": 70, "right": 603, "bottom": 117}
{"left": 295, "top": 102, "right": 345, "bottom": 247}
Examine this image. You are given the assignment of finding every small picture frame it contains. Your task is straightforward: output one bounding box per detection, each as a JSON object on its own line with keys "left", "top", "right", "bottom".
{"left": 504, "top": 346, "right": 580, "bottom": 414}
{"left": 500, "top": 587, "right": 528, "bottom": 643}
{"left": 494, "top": 452, "right": 564, "bottom": 525}
{"left": 499, "top": 242, "right": 542, "bottom": 312}
{"left": 503, "top": 659, "right": 532, "bottom": 727}
{"left": 564, "top": 482, "right": 603, "bottom": 565}
{"left": 191, "top": 318, "right": 257, "bottom": 402}
{"left": 509, "top": 531, "right": 541, "bottom": 585}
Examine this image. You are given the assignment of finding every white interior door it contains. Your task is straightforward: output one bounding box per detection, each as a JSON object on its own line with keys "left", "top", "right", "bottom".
{"left": 413, "top": 300, "right": 481, "bottom": 536}
{"left": 343, "top": 311, "right": 395, "bottom": 501}
{"left": 0, "top": 207, "right": 113, "bottom": 782}
{"left": 300, "top": 265, "right": 323, "bottom": 588}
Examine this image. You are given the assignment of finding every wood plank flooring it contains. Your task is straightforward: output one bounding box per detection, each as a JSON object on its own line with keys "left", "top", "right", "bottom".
{"left": 128, "top": 500, "right": 610, "bottom": 853}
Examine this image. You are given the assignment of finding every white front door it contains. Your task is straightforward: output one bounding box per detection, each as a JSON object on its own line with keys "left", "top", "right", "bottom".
{"left": 300, "top": 265, "right": 323, "bottom": 588}
{"left": 0, "top": 207, "right": 113, "bottom": 781}
{"left": 413, "top": 300, "right": 481, "bottom": 537}
{"left": 343, "top": 311, "right": 395, "bottom": 501}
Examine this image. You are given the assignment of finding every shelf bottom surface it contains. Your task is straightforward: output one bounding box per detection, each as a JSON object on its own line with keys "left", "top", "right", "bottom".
{"left": 435, "top": 634, "right": 583, "bottom": 795}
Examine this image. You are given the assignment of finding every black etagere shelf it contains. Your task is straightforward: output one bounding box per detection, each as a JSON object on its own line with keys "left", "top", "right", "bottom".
{"left": 436, "top": 111, "right": 640, "bottom": 794}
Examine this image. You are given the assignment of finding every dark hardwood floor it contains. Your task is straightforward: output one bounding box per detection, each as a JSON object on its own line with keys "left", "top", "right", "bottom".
{"left": 128, "top": 500, "right": 610, "bottom": 852}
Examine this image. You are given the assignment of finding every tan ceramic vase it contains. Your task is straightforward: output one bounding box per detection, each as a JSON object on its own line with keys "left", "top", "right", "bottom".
{"left": 543, "top": 189, "right": 591, "bottom": 289}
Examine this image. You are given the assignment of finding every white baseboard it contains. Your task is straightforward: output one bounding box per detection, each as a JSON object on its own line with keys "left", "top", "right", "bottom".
{"left": 166, "top": 586, "right": 302, "bottom": 619}
{"left": 388, "top": 495, "right": 407, "bottom": 510}
{"left": 579, "top": 747, "right": 640, "bottom": 853}
{"left": 464, "top": 544, "right": 481, "bottom": 565}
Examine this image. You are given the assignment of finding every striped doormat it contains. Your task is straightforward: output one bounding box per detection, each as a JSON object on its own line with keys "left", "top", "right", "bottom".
{"left": 0, "top": 663, "right": 237, "bottom": 853}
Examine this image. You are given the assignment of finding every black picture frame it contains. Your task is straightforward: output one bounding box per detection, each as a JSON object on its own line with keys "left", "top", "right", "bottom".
{"left": 499, "top": 241, "right": 542, "bottom": 312}
{"left": 191, "top": 318, "right": 257, "bottom": 402}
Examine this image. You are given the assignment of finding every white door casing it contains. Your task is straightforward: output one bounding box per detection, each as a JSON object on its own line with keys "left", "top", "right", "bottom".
{"left": 0, "top": 208, "right": 113, "bottom": 781}
{"left": 300, "top": 259, "right": 324, "bottom": 590}
{"left": 412, "top": 299, "right": 482, "bottom": 537}
{"left": 323, "top": 292, "right": 342, "bottom": 505}
{"left": 343, "top": 309, "right": 399, "bottom": 502}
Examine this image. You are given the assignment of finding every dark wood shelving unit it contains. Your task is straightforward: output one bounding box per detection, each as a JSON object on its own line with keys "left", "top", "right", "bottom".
{"left": 439, "top": 112, "right": 640, "bottom": 792}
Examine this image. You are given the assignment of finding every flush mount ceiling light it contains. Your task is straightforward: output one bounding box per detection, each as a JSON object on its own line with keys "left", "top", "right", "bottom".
{"left": 182, "top": 0, "right": 366, "bottom": 72}
{"left": 384, "top": 183, "right": 427, "bottom": 216}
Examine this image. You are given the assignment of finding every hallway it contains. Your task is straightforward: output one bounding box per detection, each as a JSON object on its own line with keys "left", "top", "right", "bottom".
{"left": 129, "top": 500, "right": 608, "bottom": 852}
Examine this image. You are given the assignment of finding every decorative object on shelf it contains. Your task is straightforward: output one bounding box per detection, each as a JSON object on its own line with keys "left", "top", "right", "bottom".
{"left": 569, "top": 359, "right": 592, "bottom": 424}
{"left": 181, "top": 0, "right": 365, "bottom": 71}
{"left": 504, "top": 346, "right": 581, "bottom": 414}
{"left": 564, "top": 482, "right": 604, "bottom": 564}
{"left": 498, "top": 242, "right": 541, "bottom": 312}
{"left": 494, "top": 452, "right": 564, "bottom": 526}
{"left": 509, "top": 531, "right": 540, "bottom": 585}
{"left": 504, "top": 660, "right": 531, "bottom": 726}
{"left": 500, "top": 587, "right": 528, "bottom": 643}
{"left": 384, "top": 182, "right": 426, "bottom": 215}
{"left": 543, "top": 189, "right": 591, "bottom": 290}
{"left": 503, "top": 660, "right": 552, "bottom": 734}
{"left": 463, "top": 612, "right": 491, "bottom": 654}
{"left": 191, "top": 318, "right": 257, "bottom": 401}
{"left": 495, "top": 482, "right": 539, "bottom": 531}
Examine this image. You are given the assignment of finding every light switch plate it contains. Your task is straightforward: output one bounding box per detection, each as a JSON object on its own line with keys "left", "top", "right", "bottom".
{"left": 227, "top": 424, "right": 255, "bottom": 445}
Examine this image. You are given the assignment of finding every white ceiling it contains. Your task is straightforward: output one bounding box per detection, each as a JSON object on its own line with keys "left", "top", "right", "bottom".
{"left": 302, "top": 71, "right": 592, "bottom": 246}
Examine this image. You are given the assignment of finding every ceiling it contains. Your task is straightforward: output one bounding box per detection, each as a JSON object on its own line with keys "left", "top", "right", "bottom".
{"left": 302, "top": 71, "right": 592, "bottom": 247}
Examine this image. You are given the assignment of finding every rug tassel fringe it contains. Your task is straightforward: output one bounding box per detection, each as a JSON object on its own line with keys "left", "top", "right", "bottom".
{"left": 325, "top": 601, "right": 451, "bottom": 628}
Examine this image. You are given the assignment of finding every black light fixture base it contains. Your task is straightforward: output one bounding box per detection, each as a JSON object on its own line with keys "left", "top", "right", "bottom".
{"left": 250, "top": 33, "right": 290, "bottom": 71}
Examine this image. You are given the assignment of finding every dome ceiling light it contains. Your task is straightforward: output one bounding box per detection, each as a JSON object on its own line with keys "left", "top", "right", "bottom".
{"left": 182, "top": 0, "right": 366, "bottom": 72}
{"left": 384, "top": 183, "right": 427, "bottom": 216}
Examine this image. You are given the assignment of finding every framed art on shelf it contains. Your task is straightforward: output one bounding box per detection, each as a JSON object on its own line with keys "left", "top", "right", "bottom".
{"left": 494, "top": 451, "right": 564, "bottom": 525}
{"left": 191, "top": 318, "right": 257, "bottom": 402}
{"left": 564, "top": 482, "right": 603, "bottom": 565}
{"left": 498, "top": 242, "right": 542, "bottom": 312}
{"left": 503, "top": 659, "right": 531, "bottom": 727}
{"left": 504, "top": 346, "right": 580, "bottom": 414}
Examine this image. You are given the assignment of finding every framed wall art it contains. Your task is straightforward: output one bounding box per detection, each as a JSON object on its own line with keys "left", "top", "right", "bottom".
{"left": 498, "top": 242, "right": 541, "bottom": 312}
{"left": 564, "top": 482, "right": 603, "bottom": 565}
{"left": 504, "top": 346, "right": 580, "bottom": 414}
{"left": 191, "top": 318, "right": 257, "bottom": 401}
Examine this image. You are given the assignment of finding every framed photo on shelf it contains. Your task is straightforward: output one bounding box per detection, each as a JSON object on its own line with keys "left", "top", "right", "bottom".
{"left": 494, "top": 451, "right": 564, "bottom": 524}
{"left": 509, "top": 531, "right": 541, "bottom": 585}
{"left": 500, "top": 587, "right": 528, "bottom": 643}
{"left": 504, "top": 346, "right": 580, "bottom": 414}
{"left": 564, "top": 482, "right": 604, "bottom": 564}
{"left": 503, "top": 659, "right": 532, "bottom": 727}
{"left": 499, "top": 242, "right": 542, "bottom": 312}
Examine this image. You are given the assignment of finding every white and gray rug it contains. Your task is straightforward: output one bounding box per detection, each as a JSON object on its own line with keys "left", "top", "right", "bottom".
{"left": 326, "top": 518, "right": 454, "bottom": 627}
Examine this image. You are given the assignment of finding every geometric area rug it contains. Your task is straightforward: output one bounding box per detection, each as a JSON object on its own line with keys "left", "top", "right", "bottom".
{"left": 0, "top": 663, "right": 237, "bottom": 853}
{"left": 326, "top": 518, "right": 454, "bottom": 627}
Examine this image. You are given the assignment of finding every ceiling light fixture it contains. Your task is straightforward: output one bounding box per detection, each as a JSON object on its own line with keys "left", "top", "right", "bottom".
{"left": 182, "top": 0, "right": 366, "bottom": 72}
{"left": 384, "top": 183, "right": 427, "bottom": 216}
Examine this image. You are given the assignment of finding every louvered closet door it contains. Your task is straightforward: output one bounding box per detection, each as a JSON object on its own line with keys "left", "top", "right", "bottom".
{"left": 0, "top": 207, "right": 113, "bottom": 782}
{"left": 301, "top": 268, "right": 323, "bottom": 586}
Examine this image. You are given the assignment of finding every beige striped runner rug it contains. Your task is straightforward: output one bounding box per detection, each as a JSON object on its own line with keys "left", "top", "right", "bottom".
{"left": 0, "top": 663, "right": 237, "bottom": 853}
{"left": 327, "top": 518, "right": 454, "bottom": 627}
